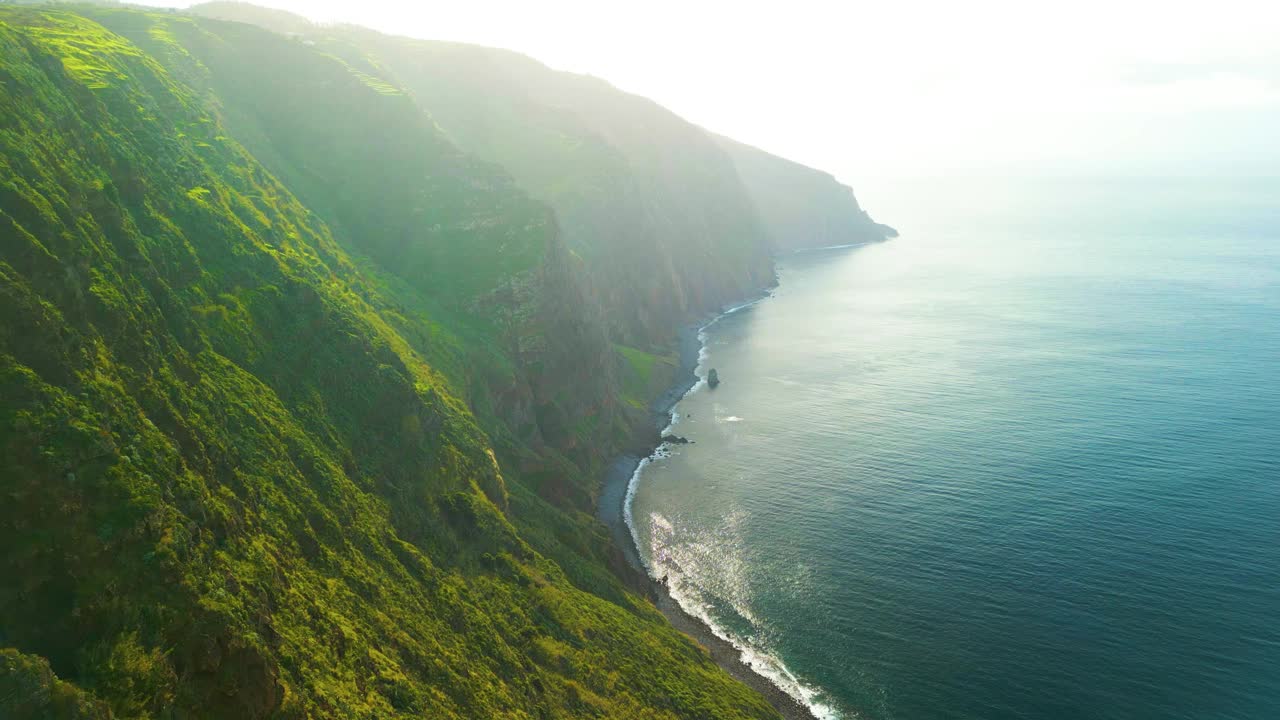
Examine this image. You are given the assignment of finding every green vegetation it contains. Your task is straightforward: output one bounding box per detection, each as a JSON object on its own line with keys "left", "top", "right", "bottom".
{"left": 615, "top": 344, "right": 677, "bottom": 410}
{"left": 1, "top": 648, "right": 111, "bottom": 720}
{"left": 190, "top": 2, "right": 778, "bottom": 351}
{"left": 0, "top": 7, "right": 780, "bottom": 719}
{"left": 2, "top": 3, "right": 891, "bottom": 717}
{"left": 360, "top": 35, "right": 779, "bottom": 350}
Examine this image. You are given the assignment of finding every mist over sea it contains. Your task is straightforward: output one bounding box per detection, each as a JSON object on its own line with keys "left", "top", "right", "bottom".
{"left": 628, "top": 177, "right": 1280, "bottom": 719}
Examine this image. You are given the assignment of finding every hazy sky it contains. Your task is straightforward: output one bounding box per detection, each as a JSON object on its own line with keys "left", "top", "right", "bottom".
{"left": 141, "top": 0, "right": 1279, "bottom": 184}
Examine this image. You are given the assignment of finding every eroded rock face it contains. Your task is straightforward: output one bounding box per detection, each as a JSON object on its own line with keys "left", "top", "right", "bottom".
{"left": 713, "top": 133, "right": 895, "bottom": 252}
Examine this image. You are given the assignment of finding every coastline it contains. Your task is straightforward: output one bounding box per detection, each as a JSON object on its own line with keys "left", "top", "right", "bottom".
{"left": 596, "top": 293, "right": 820, "bottom": 720}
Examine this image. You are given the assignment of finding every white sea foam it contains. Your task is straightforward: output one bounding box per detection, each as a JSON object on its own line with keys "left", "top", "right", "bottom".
{"left": 622, "top": 292, "right": 843, "bottom": 720}
{"left": 626, "top": 297, "right": 767, "bottom": 546}
{"left": 786, "top": 241, "right": 868, "bottom": 254}
{"left": 661, "top": 409, "right": 679, "bottom": 436}
{"left": 648, "top": 512, "right": 841, "bottom": 720}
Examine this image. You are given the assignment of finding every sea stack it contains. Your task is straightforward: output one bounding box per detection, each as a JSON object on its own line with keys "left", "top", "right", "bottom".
{"left": 708, "top": 368, "right": 720, "bottom": 388}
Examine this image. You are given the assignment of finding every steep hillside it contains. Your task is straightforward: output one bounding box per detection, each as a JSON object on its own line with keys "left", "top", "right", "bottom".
{"left": 714, "top": 135, "right": 897, "bottom": 251}
{"left": 191, "top": 2, "right": 777, "bottom": 350}
{"left": 0, "top": 7, "right": 779, "bottom": 719}
{"left": 369, "top": 43, "right": 778, "bottom": 348}
{"left": 87, "top": 9, "right": 631, "bottom": 508}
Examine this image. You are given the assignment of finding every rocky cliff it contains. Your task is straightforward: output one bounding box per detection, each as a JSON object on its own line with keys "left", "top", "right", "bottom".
{"left": 714, "top": 134, "right": 897, "bottom": 251}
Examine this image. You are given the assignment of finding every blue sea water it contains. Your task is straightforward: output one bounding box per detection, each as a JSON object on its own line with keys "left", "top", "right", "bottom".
{"left": 627, "top": 178, "right": 1280, "bottom": 719}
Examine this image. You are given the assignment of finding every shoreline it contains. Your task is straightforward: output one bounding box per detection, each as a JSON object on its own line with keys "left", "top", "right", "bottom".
{"left": 596, "top": 293, "right": 820, "bottom": 720}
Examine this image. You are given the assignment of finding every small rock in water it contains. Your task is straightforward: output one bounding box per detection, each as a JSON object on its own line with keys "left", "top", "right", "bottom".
{"left": 661, "top": 434, "right": 690, "bottom": 444}
{"left": 707, "top": 368, "right": 720, "bottom": 388}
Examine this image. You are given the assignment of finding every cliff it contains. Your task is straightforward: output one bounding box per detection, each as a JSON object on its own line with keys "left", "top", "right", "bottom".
{"left": 0, "top": 7, "right": 778, "bottom": 718}
{"left": 368, "top": 43, "right": 778, "bottom": 349}
{"left": 1, "top": 4, "right": 891, "bottom": 718}
{"left": 92, "top": 12, "right": 627, "bottom": 501}
{"left": 714, "top": 134, "right": 898, "bottom": 251}
{"left": 192, "top": 2, "right": 778, "bottom": 351}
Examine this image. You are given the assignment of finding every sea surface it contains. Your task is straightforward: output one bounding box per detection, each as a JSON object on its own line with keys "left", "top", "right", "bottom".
{"left": 626, "top": 178, "right": 1280, "bottom": 719}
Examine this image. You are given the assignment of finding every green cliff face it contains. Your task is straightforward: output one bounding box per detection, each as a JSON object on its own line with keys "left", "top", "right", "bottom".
{"left": 0, "top": 7, "right": 780, "bottom": 719}
{"left": 3, "top": 3, "right": 893, "bottom": 716}
{"left": 87, "top": 10, "right": 628, "bottom": 507}
{"left": 364, "top": 43, "right": 779, "bottom": 348}
{"left": 714, "top": 134, "right": 897, "bottom": 251}
{"left": 190, "top": 2, "right": 778, "bottom": 351}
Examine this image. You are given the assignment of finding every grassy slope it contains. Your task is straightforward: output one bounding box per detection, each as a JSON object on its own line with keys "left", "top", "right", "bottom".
{"left": 88, "top": 8, "right": 638, "bottom": 603}
{"left": 0, "top": 8, "right": 779, "bottom": 719}
{"left": 190, "top": 3, "right": 776, "bottom": 350}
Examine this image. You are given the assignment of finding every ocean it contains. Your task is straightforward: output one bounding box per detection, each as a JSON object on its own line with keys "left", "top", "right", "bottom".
{"left": 625, "top": 178, "right": 1280, "bottom": 719}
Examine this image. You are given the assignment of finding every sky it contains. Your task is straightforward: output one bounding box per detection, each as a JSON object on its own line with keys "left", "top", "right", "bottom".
{"left": 138, "top": 0, "right": 1280, "bottom": 185}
